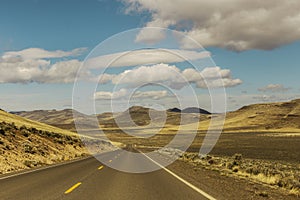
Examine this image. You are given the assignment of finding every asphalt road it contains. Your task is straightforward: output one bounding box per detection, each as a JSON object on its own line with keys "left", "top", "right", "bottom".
{"left": 0, "top": 150, "right": 216, "bottom": 200}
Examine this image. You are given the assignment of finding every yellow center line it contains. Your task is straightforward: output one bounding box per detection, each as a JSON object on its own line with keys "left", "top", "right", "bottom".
{"left": 98, "top": 165, "right": 104, "bottom": 170}
{"left": 64, "top": 182, "right": 82, "bottom": 194}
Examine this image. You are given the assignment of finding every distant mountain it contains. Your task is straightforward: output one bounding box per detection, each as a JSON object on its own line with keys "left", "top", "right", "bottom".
{"left": 13, "top": 99, "right": 300, "bottom": 133}
{"left": 167, "top": 108, "right": 181, "bottom": 113}
{"left": 168, "top": 107, "right": 211, "bottom": 114}
{"left": 12, "top": 109, "right": 92, "bottom": 131}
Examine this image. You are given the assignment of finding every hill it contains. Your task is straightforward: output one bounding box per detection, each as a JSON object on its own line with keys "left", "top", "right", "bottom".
{"left": 0, "top": 109, "right": 113, "bottom": 174}
{"left": 168, "top": 107, "right": 211, "bottom": 114}
{"left": 14, "top": 99, "right": 300, "bottom": 133}
{"left": 98, "top": 106, "right": 202, "bottom": 130}
{"left": 12, "top": 109, "right": 92, "bottom": 132}
{"left": 195, "top": 99, "right": 300, "bottom": 133}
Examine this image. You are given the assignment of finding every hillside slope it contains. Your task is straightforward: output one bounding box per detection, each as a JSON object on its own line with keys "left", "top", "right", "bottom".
{"left": 196, "top": 99, "right": 300, "bottom": 132}
{"left": 0, "top": 110, "right": 113, "bottom": 174}
{"left": 12, "top": 109, "right": 91, "bottom": 131}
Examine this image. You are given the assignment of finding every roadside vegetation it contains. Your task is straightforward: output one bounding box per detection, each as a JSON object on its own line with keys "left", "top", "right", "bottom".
{"left": 179, "top": 152, "right": 300, "bottom": 197}
{"left": 0, "top": 121, "right": 89, "bottom": 174}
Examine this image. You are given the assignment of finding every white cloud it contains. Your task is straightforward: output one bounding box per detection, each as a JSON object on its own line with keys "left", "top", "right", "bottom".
{"left": 123, "top": 0, "right": 300, "bottom": 51}
{"left": 2, "top": 47, "right": 87, "bottom": 61}
{"left": 132, "top": 90, "right": 169, "bottom": 100}
{"left": 108, "top": 63, "right": 242, "bottom": 89}
{"left": 94, "top": 89, "right": 128, "bottom": 100}
{"left": 98, "top": 74, "right": 116, "bottom": 84}
{"left": 258, "top": 84, "right": 291, "bottom": 93}
{"left": 94, "top": 89, "right": 170, "bottom": 101}
{"left": 0, "top": 47, "right": 91, "bottom": 84}
{"left": 112, "top": 63, "right": 184, "bottom": 88}
{"left": 0, "top": 59, "right": 86, "bottom": 84}
{"left": 85, "top": 48, "right": 211, "bottom": 68}
{"left": 0, "top": 59, "right": 50, "bottom": 83}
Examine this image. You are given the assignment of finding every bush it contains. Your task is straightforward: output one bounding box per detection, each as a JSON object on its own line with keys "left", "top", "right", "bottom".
{"left": 24, "top": 143, "right": 34, "bottom": 153}
{"left": 233, "top": 153, "right": 242, "bottom": 161}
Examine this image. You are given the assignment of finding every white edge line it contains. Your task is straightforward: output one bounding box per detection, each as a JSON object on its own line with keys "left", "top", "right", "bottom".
{"left": 141, "top": 152, "right": 217, "bottom": 200}
{"left": 0, "top": 150, "right": 118, "bottom": 180}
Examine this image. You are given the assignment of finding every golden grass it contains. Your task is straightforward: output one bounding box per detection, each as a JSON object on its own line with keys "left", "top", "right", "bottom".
{"left": 289, "top": 188, "right": 300, "bottom": 196}
{"left": 0, "top": 110, "right": 77, "bottom": 136}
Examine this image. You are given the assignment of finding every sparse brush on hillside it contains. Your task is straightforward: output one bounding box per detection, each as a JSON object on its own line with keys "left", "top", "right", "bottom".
{"left": 0, "top": 121, "right": 89, "bottom": 174}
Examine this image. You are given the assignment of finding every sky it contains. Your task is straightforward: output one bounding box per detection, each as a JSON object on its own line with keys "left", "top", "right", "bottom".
{"left": 1, "top": 0, "right": 300, "bottom": 113}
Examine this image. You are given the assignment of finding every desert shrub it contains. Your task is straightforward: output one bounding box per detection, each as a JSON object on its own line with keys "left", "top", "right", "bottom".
{"left": 20, "top": 125, "right": 27, "bottom": 130}
{"left": 208, "top": 158, "right": 215, "bottom": 165}
{"left": 65, "top": 135, "right": 72, "bottom": 141}
{"left": 233, "top": 153, "right": 242, "bottom": 161}
{"left": 29, "top": 127, "right": 37, "bottom": 133}
{"left": 23, "top": 143, "right": 34, "bottom": 153}
{"left": 21, "top": 130, "right": 30, "bottom": 137}
{"left": 232, "top": 166, "right": 239, "bottom": 173}
{"left": 23, "top": 160, "right": 40, "bottom": 167}
{"left": 227, "top": 162, "right": 234, "bottom": 169}
{"left": 257, "top": 191, "right": 268, "bottom": 197}
{"left": 54, "top": 138, "right": 64, "bottom": 144}
{"left": 0, "top": 128, "right": 5, "bottom": 135}
{"left": 23, "top": 160, "right": 32, "bottom": 167}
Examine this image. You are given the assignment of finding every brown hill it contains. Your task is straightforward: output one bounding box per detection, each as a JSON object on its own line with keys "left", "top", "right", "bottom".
{"left": 14, "top": 99, "right": 300, "bottom": 133}
{"left": 196, "top": 99, "right": 300, "bottom": 132}
{"left": 12, "top": 109, "right": 92, "bottom": 132}
{"left": 98, "top": 106, "right": 202, "bottom": 129}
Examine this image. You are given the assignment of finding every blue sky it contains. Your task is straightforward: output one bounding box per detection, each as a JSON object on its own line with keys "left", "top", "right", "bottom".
{"left": 1, "top": 0, "right": 300, "bottom": 113}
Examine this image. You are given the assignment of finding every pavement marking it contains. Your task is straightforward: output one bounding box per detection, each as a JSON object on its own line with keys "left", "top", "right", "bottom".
{"left": 64, "top": 182, "right": 82, "bottom": 194}
{"left": 108, "top": 160, "right": 112, "bottom": 163}
{"left": 141, "top": 152, "right": 217, "bottom": 200}
{"left": 98, "top": 165, "right": 104, "bottom": 170}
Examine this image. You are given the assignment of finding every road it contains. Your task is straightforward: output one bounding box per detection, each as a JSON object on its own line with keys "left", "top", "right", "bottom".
{"left": 0, "top": 150, "right": 216, "bottom": 200}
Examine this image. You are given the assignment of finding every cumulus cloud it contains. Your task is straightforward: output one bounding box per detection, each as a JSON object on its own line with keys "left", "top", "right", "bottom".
{"left": 112, "top": 63, "right": 184, "bottom": 88}
{"left": 0, "top": 59, "right": 50, "bottom": 83}
{"left": 106, "top": 63, "right": 242, "bottom": 89}
{"left": 85, "top": 48, "right": 211, "bottom": 68}
{"left": 258, "top": 84, "right": 291, "bottom": 93}
{"left": 0, "top": 59, "right": 87, "bottom": 84}
{"left": 122, "top": 0, "right": 300, "bottom": 51}
{"left": 0, "top": 47, "right": 91, "bottom": 84}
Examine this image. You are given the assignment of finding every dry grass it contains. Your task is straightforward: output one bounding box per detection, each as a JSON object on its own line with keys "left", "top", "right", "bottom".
{"left": 0, "top": 110, "right": 77, "bottom": 136}
{"left": 176, "top": 152, "right": 300, "bottom": 196}
{"left": 0, "top": 110, "right": 115, "bottom": 174}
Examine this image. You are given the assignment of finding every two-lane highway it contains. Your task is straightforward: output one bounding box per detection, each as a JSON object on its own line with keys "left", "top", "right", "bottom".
{"left": 0, "top": 150, "right": 216, "bottom": 200}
